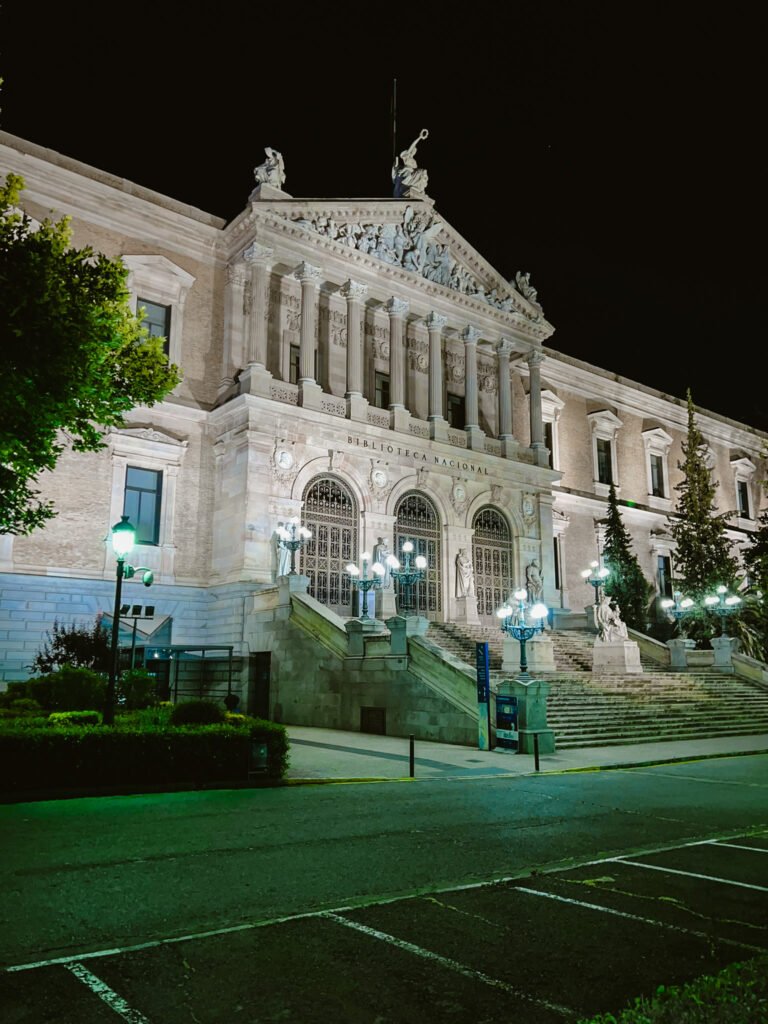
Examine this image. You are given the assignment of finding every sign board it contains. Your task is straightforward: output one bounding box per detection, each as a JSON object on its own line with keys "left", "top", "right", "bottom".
{"left": 475, "top": 642, "right": 491, "bottom": 751}
{"left": 495, "top": 695, "right": 519, "bottom": 751}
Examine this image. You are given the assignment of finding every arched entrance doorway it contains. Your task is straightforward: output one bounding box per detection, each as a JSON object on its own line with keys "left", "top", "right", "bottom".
{"left": 394, "top": 492, "right": 442, "bottom": 620}
{"left": 472, "top": 506, "right": 512, "bottom": 625}
{"left": 301, "top": 476, "right": 359, "bottom": 616}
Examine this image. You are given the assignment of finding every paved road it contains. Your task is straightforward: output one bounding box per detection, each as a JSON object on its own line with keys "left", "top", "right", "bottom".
{"left": 2, "top": 754, "right": 767, "bottom": 1022}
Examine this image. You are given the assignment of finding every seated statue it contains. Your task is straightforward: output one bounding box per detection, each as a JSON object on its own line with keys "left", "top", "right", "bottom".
{"left": 392, "top": 129, "right": 429, "bottom": 197}
{"left": 253, "top": 147, "right": 286, "bottom": 190}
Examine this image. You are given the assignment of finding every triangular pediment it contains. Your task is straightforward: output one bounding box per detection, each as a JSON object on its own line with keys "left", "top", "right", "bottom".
{"left": 232, "top": 196, "right": 553, "bottom": 339}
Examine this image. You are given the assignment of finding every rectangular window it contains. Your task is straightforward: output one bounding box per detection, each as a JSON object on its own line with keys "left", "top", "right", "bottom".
{"left": 138, "top": 298, "right": 171, "bottom": 357}
{"left": 596, "top": 438, "right": 613, "bottom": 484}
{"left": 374, "top": 372, "right": 390, "bottom": 410}
{"left": 657, "top": 555, "right": 673, "bottom": 599}
{"left": 446, "top": 393, "right": 465, "bottom": 429}
{"left": 650, "top": 454, "right": 665, "bottom": 497}
{"left": 544, "top": 421, "right": 554, "bottom": 468}
{"left": 553, "top": 537, "right": 561, "bottom": 590}
{"left": 124, "top": 467, "right": 162, "bottom": 545}
{"left": 737, "top": 480, "right": 751, "bottom": 518}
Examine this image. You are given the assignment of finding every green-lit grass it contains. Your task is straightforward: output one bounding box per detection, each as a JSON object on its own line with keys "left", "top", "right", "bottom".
{"left": 579, "top": 954, "right": 768, "bottom": 1023}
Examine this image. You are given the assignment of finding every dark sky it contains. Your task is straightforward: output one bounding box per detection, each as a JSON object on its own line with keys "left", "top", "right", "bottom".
{"left": 1, "top": 2, "right": 765, "bottom": 431}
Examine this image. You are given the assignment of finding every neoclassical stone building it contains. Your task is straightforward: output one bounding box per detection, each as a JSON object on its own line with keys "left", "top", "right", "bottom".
{"left": 1, "top": 131, "right": 765, "bottom": 711}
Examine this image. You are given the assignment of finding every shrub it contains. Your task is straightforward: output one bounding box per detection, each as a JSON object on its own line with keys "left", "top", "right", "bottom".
{"left": 117, "top": 669, "right": 159, "bottom": 710}
{"left": 31, "top": 617, "right": 111, "bottom": 673}
{"left": 170, "top": 699, "right": 226, "bottom": 726}
{"left": 23, "top": 665, "right": 106, "bottom": 711}
{"left": 49, "top": 710, "right": 102, "bottom": 726}
{"left": 0, "top": 697, "right": 44, "bottom": 717}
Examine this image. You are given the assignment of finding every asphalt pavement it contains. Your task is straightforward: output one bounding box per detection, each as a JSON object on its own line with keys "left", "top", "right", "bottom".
{"left": 284, "top": 726, "right": 768, "bottom": 782}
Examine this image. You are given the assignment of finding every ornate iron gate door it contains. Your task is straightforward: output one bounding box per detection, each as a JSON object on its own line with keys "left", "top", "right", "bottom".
{"left": 302, "top": 477, "right": 358, "bottom": 615}
{"left": 472, "top": 506, "right": 512, "bottom": 625}
{"left": 394, "top": 492, "right": 442, "bottom": 620}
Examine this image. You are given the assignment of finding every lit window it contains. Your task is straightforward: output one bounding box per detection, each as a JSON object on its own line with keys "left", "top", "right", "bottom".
{"left": 124, "top": 467, "right": 162, "bottom": 546}
{"left": 587, "top": 409, "right": 622, "bottom": 494}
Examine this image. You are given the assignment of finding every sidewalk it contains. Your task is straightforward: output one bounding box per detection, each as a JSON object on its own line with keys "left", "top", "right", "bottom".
{"left": 284, "top": 726, "right": 768, "bottom": 782}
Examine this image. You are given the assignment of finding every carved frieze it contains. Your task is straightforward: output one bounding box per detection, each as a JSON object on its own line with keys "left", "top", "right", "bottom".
{"left": 445, "top": 350, "right": 465, "bottom": 383}
{"left": 272, "top": 441, "right": 299, "bottom": 487}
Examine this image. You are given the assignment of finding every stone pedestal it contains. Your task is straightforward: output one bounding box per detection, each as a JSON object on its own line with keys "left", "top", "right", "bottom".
{"left": 239, "top": 364, "right": 273, "bottom": 397}
{"left": 454, "top": 594, "right": 480, "bottom": 625}
{"left": 346, "top": 394, "right": 369, "bottom": 423}
{"left": 345, "top": 616, "right": 386, "bottom": 657}
{"left": 501, "top": 634, "right": 556, "bottom": 674}
{"left": 376, "top": 585, "right": 397, "bottom": 620}
{"left": 390, "top": 407, "right": 411, "bottom": 433}
{"left": 592, "top": 639, "right": 643, "bottom": 674}
{"left": 500, "top": 437, "right": 520, "bottom": 460}
{"left": 299, "top": 380, "right": 324, "bottom": 410}
{"left": 711, "top": 635, "right": 737, "bottom": 673}
{"left": 667, "top": 638, "right": 689, "bottom": 669}
{"left": 385, "top": 613, "right": 428, "bottom": 655}
{"left": 429, "top": 418, "right": 449, "bottom": 442}
{"left": 465, "top": 425, "right": 486, "bottom": 452}
{"left": 496, "top": 678, "right": 555, "bottom": 754}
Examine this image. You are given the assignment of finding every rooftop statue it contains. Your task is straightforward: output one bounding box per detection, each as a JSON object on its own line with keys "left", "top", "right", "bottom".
{"left": 513, "top": 271, "right": 544, "bottom": 314}
{"left": 254, "top": 147, "right": 286, "bottom": 190}
{"left": 392, "top": 129, "right": 429, "bottom": 197}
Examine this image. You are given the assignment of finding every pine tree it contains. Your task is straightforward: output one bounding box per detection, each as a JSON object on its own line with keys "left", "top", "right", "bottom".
{"left": 669, "top": 390, "right": 739, "bottom": 599}
{"left": 601, "top": 483, "right": 651, "bottom": 631}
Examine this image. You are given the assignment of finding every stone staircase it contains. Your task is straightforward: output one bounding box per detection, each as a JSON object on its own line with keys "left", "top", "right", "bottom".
{"left": 425, "top": 621, "right": 768, "bottom": 749}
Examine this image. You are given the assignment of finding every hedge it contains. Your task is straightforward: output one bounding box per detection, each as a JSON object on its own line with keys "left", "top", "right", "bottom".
{"left": 0, "top": 717, "right": 289, "bottom": 797}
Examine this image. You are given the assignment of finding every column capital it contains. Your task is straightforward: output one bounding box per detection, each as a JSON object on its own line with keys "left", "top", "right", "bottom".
{"left": 385, "top": 296, "right": 409, "bottom": 318}
{"left": 243, "top": 242, "right": 274, "bottom": 264}
{"left": 425, "top": 311, "right": 447, "bottom": 332}
{"left": 339, "top": 279, "right": 368, "bottom": 302}
{"left": 527, "top": 348, "right": 545, "bottom": 368}
{"left": 460, "top": 325, "right": 481, "bottom": 346}
{"left": 294, "top": 261, "right": 322, "bottom": 284}
{"left": 497, "top": 337, "right": 516, "bottom": 359}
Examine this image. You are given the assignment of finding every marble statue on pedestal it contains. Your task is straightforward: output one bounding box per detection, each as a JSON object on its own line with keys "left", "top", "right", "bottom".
{"left": 392, "top": 129, "right": 429, "bottom": 197}
{"left": 595, "top": 592, "right": 629, "bottom": 643}
{"left": 254, "top": 148, "right": 286, "bottom": 189}
{"left": 455, "top": 548, "right": 475, "bottom": 598}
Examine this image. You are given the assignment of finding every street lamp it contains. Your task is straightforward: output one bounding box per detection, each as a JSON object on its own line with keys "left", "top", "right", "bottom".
{"left": 386, "top": 541, "right": 427, "bottom": 614}
{"left": 275, "top": 517, "right": 312, "bottom": 576}
{"left": 660, "top": 592, "right": 695, "bottom": 636}
{"left": 496, "top": 589, "right": 549, "bottom": 678}
{"left": 581, "top": 561, "right": 610, "bottom": 603}
{"left": 345, "top": 552, "right": 385, "bottom": 621}
{"left": 105, "top": 516, "right": 154, "bottom": 725}
{"left": 704, "top": 585, "right": 742, "bottom": 637}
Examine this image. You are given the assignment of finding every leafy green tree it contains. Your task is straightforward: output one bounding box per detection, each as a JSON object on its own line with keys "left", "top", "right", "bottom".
{"left": 0, "top": 173, "right": 180, "bottom": 534}
{"left": 601, "top": 483, "right": 652, "bottom": 631}
{"left": 669, "top": 390, "right": 739, "bottom": 599}
{"left": 31, "top": 617, "right": 111, "bottom": 674}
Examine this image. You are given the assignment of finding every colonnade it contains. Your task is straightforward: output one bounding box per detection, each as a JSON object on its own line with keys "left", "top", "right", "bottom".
{"left": 233, "top": 254, "right": 546, "bottom": 456}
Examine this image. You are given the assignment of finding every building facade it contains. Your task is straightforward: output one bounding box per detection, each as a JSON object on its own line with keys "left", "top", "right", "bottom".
{"left": 1, "top": 131, "right": 765, "bottom": 697}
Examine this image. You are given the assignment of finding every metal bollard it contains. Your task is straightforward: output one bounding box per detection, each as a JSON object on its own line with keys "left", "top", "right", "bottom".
{"left": 409, "top": 734, "right": 415, "bottom": 778}
{"left": 533, "top": 731, "right": 540, "bottom": 773}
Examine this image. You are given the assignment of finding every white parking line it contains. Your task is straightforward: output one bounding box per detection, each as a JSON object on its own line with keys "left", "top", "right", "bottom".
{"left": 710, "top": 841, "right": 768, "bottom": 853}
{"left": 514, "top": 888, "right": 767, "bottom": 954}
{"left": 615, "top": 860, "right": 768, "bottom": 891}
{"left": 65, "top": 962, "right": 150, "bottom": 1023}
{"left": 322, "top": 912, "right": 576, "bottom": 1018}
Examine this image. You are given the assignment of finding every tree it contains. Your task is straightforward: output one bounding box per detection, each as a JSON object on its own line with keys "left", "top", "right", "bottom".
{"left": 31, "top": 617, "right": 111, "bottom": 674}
{"left": 0, "top": 173, "right": 180, "bottom": 534}
{"left": 601, "top": 483, "right": 652, "bottom": 631}
{"left": 669, "top": 391, "right": 739, "bottom": 599}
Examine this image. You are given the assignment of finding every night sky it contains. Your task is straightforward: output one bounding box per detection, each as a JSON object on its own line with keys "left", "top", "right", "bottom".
{"left": 1, "top": 3, "right": 764, "bottom": 431}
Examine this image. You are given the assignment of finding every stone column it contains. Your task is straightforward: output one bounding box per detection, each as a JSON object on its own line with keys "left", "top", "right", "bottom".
{"left": 386, "top": 297, "right": 410, "bottom": 432}
{"left": 294, "top": 261, "right": 323, "bottom": 410}
{"left": 239, "top": 242, "right": 274, "bottom": 397}
{"left": 340, "top": 279, "right": 369, "bottom": 422}
{"left": 528, "top": 349, "right": 547, "bottom": 466}
{"left": 219, "top": 263, "right": 246, "bottom": 398}
{"left": 461, "top": 325, "right": 485, "bottom": 451}
{"left": 426, "top": 311, "right": 448, "bottom": 441}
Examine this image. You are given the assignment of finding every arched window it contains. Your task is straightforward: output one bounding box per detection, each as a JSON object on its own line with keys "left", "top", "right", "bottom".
{"left": 472, "top": 506, "right": 512, "bottom": 623}
{"left": 394, "top": 492, "right": 442, "bottom": 619}
{"left": 302, "top": 477, "right": 359, "bottom": 615}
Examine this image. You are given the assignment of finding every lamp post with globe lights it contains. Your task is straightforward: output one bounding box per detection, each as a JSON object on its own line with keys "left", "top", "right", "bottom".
{"left": 581, "top": 561, "right": 610, "bottom": 604}
{"left": 105, "top": 515, "right": 154, "bottom": 726}
{"left": 275, "top": 517, "right": 312, "bottom": 576}
{"left": 660, "top": 592, "right": 695, "bottom": 636}
{"left": 345, "top": 552, "right": 386, "bottom": 620}
{"left": 496, "top": 589, "right": 549, "bottom": 679}
{"left": 386, "top": 542, "right": 427, "bottom": 614}
{"left": 704, "top": 585, "right": 742, "bottom": 637}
